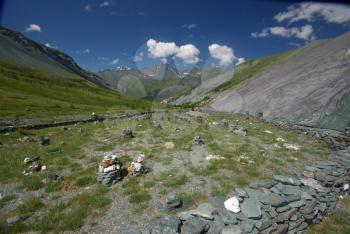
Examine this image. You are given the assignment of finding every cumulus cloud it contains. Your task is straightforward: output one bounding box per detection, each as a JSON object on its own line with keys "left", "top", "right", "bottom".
{"left": 176, "top": 44, "right": 200, "bottom": 64}
{"left": 274, "top": 2, "right": 350, "bottom": 24}
{"left": 44, "top": 43, "right": 57, "bottom": 49}
{"left": 251, "top": 24, "right": 314, "bottom": 40}
{"left": 85, "top": 5, "right": 92, "bottom": 12}
{"left": 182, "top": 24, "right": 197, "bottom": 30}
{"left": 109, "top": 59, "right": 119, "bottom": 65}
{"left": 100, "top": 1, "right": 111, "bottom": 7}
{"left": 236, "top": 57, "right": 245, "bottom": 66}
{"left": 146, "top": 38, "right": 200, "bottom": 64}
{"left": 208, "top": 44, "right": 235, "bottom": 66}
{"left": 25, "top": 24, "right": 41, "bottom": 32}
{"left": 133, "top": 52, "right": 144, "bottom": 62}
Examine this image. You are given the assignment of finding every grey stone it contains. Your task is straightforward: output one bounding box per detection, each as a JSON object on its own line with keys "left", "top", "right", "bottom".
{"left": 165, "top": 194, "right": 182, "bottom": 209}
{"left": 221, "top": 225, "right": 242, "bottom": 234}
{"left": 300, "top": 191, "right": 313, "bottom": 200}
{"left": 255, "top": 213, "right": 273, "bottom": 231}
{"left": 206, "top": 215, "right": 224, "bottom": 234}
{"left": 241, "top": 199, "right": 262, "bottom": 219}
{"left": 122, "top": 229, "right": 142, "bottom": 234}
{"left": 6, "top": 215, "right": 19, "bottom": 225}
{"left": 285, "top": 195, "right": 301, "bottom": 203}
{"left": 177, "top": 211, "right": 193, "bottom": 221}
{"left": 217, "top": 208, "right": 238, "bottom": 225}
{"left": 259, "top": 193, "right": 285, "bottom": 207}
{"left": 274, "top": 175, "right": 301, "bottom": 186}
{"left": 39, "top": 136, "right": 50, "bottom": 146}
{"left": 250, "top": 179, "right": 277, "bottom": 189}
{"left": 289, "top": 200, "right": 306, "bottom": 208}
{"left": 276, "top": 205, "right": 291, "bottom": 213}
{"left": 241, "top": 220, "right": 255, "bottom": 233}
{"left": 232, "top": 128, "right": 248, "bottom": 137}
{"left": 190, "top": 203, "right": 216, "bottom": 220}
{"left": 182, "top": 217, "right": 209, "bottom": 234}
{"left": 282, "top": 185, "right": 301, "bottom": 196}
{"left": 276, "top": 224, "right": 289, "bottom": 234}
{"left": 150, "top": 216, "right": 181, "bottom": 234}
{"left": 122, "top": 128, "right": 134, "bottom": 138}
{"left": 235, "top": 188, "right": 248, "bottom": 198}
{"left": 193, "top": 136, "right": 205, "bottom": 145}
{"left": 210, "top": 196, "right": 225, "bottom": 208}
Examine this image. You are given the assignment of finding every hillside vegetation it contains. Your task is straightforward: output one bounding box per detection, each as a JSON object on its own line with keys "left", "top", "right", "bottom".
{"left": 0, "top": 60, "right": 152, "bottom": 120}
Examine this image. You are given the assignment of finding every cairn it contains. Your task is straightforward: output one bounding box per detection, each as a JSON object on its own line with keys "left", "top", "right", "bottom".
{"left": 257, "top": 111, "right": 264, "bottom": 120}
{"left": 193, "top": 135, "right": 205, "bottom": 145}
{"left": 122, "top": 128, "right": 134, "bottom": 138}
{"left": 23, "top": 156, "right": 46, "bottom": 175}
{"left": 97, "top": 154, "right": 122, "bottom": 185}
{"left": 196, "top": 116, "right": 203, "bottom": 124}
{"left": 127, "top": 155, "right": 145, "bottom": 176}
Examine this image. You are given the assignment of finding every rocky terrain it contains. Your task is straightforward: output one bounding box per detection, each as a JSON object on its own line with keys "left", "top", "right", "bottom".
{"left": 208, "top": 32, "right": 350, "bottom": 131}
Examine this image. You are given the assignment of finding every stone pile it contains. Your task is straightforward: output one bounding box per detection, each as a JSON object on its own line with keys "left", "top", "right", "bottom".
{"left": 133, "top": 149, "right": 350, "bottom": 234}
{"left": 232, "top": 128, "right": 248, "bottom": 137}
{"left": 22, "top": 156, "right": 46, "bottom": 175}
{"left": 122, "top": 128, "right": 134, "bottom": 138}
{"left": 97, "top": 154, "right": 122, "bottom": 185}
{"left": 193, "top": 135, "right": 205, "bottom": 145}
{"left": 39, "top": 136, "right": 50, "bottom": 146}
{"left": 196, "top": 116, "right": 203, "bottom": 124}
{"left": 257, "top": 111, "right": 264, "bottom": 120}
{"left": 165, "top": 194, "right": 182, "bottom": 210}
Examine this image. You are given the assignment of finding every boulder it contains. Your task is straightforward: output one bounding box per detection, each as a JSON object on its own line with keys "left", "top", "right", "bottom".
{"left": 241, "top": 199, "right": 262, "bottom": 219}
{"left": 190, "top": 203, "right": 216, "bottom": 220}
{"left": 150, "top": 216, "right": 181, "bottom": 234}
{"left": 182, "top": 217, "right": 209, "bottom": 234}
{"left": 165, "top": 194, "right": 182, "bottom": 209}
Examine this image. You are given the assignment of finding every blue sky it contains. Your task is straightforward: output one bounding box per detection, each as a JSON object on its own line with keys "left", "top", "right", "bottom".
{"left": 1, "top": 0, "right": 350, "bottom": 72}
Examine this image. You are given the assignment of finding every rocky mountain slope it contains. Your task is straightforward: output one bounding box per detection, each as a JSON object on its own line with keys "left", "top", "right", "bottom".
{"left": 0, "top": 27, "right": 108, "bottom": 87}
{"left": 0, "top": 27, "right": 151, "bottom": 118}
{"left": 206, "top": 32, "right": 350, "bottom": 130}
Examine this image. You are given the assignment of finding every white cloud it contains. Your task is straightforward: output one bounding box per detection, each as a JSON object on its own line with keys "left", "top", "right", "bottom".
{"left": 274, "top": 2, "right": 350, "bottom": 24}
{"left": 109, "top": 59, "right": 119, "bottom": 65}
{"left": 146, "top": 39, "right": 200, "bottom": 64}
{"left": 251, "top": 24, "right": 314, "bottom": 40}
{"left": 182, "top": 24, "right": 197, "bottom": 30}
{"left": 100, "top": 1, "right": 111, "bottom": 7}
{"left": 82, "top": 48, "right": 90, "bottom": 53}
{"left": 208, "top": 44, "right": 235, "bottom": 66}
{"left": 25, "top": 24, "right": 41, "bottom": 32}
{"left": 176, "top": 44, "right": 200, "bottom": 64}
{"left": 98, "top": 56, "right": 108, "bottom": 61}
{"left": 44, "top": 43, "right": 57, "bottom": 49}
{"left": 84, "top": 5, "right": 92, "bottom": 11}
{"left": 133, "top": 52, "right": 144, "bottom": 62}
{"left": 236, "top": 57, "right": 245, "bottom": 66}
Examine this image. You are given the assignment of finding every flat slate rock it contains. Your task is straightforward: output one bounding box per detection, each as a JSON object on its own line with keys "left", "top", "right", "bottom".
{"left": 121, "top": 228, "right": 142, "bottom": 234}
{"left": 282, "top": 185, "right": 301, "bottom": 196}
{"left": 150, "top": 216, "right": 181, "bottom": 234}
{"left": 221, "top": 225, "right": 242, "bottom": 234}
{"left": 190, "top": 203, "right": 216, "bottom": 220}
{"left": 259, "top": 193, "right": 285, "bottom": 207}
{"left": 274, "top": 175, "right": 301, "bottom": 186}
{"left": 182, "top": 217, "right": 209, "bottom": 234}
{"left": 241, "top": 220, "right": 255, "bottom": 233}
{"left": 250, "top": 179, "right": 278, "bottom": 189}
{"left": 241, "top": 199, "right": 262, "bottom": 219}
{"left": 206, "top": 215, "right": 225, "bottom": 234}
{"left": 217, "top": 208, "right": 238, "bottom": 225}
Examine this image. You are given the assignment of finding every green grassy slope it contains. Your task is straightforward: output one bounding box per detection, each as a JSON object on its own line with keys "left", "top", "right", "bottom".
{"left": 0, "top": 60, "right": 152, "bottom": 119}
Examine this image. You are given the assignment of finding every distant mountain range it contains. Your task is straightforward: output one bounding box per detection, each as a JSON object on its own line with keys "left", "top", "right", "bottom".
{"left": 96, "top": 63, "right": 227, "bottom": 100}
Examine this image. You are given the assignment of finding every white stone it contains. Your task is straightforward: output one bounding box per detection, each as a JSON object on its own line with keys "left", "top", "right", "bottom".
{"left": 264, "top": 130, "right": 272, "bottom": 134}
{"left": 103, "top": 165, "right": 117, "bottom": 172}
{"left": 206, "top": 155, "right": 225, "bottom": 161}
{"left": 283, "top": 143, "right": 301, "bottom": 150}
{"left": 276, "top": 137, "right": 286, "bottom": 142}
{"left": 344, "top": 184, "right": 349, "bottom": 191}
{"left": 224, "top": 197, "right": 241, "bottom": 213}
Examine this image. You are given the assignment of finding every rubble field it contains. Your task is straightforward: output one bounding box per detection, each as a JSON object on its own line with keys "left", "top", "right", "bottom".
{"left": 0, "top": 111, "right": 331, "bottom": 233}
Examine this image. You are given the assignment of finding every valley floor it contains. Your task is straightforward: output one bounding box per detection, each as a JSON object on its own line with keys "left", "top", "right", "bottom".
{"left": 0, "top": 111, "right": 331, "bottom": 233}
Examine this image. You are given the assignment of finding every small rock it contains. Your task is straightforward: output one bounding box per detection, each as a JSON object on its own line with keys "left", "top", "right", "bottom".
{"left": 221, "top": 225, "right": 242, "bottom": 234}
{"left": 39, "top": 136, "right": 50, "bottom": 146}
{"left": 274, "top": 175, "right": 301, "bottom": 186}
{"left": 150, "top": 216, "right": 181, "bottom": 234}
{"left": 232, "top": 128, "right": 248, "bottom": 137}
{"left": 190, "top": 203, "right": 216, "bottom": 220}
{"left": 182, "top": 217, "right": 209, "bottom": 234}
{"left": 241, "top": 199, "right": 262, "bottom": 219}
{"left": 165, "top": 194, "right": 182, "bottom": 209}
{"left": 6, "top": 215, "right": 19, "bottom": 225}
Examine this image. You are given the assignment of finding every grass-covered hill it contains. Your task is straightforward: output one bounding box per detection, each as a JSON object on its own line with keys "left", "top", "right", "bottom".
{"left": 0, "top": 27, "right": 153, "bottom": 120}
